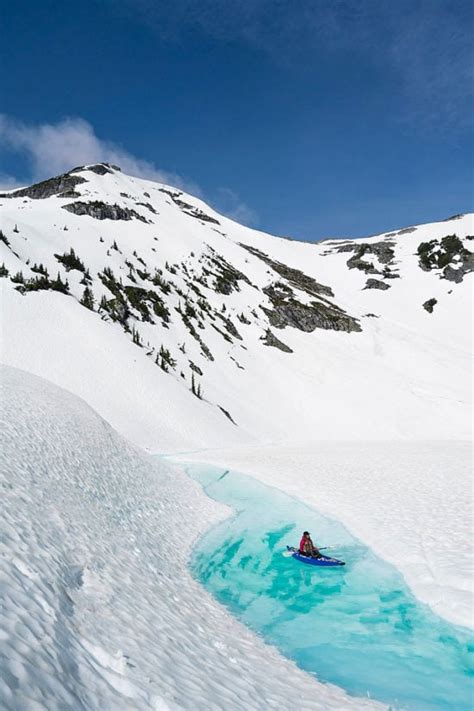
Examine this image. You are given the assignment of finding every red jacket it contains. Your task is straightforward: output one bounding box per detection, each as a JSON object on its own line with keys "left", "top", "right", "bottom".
{"left": 300, "top": 535, "right": 313, "bottom": 552}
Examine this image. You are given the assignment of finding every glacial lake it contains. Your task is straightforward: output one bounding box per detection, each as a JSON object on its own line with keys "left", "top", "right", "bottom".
{"left": 185, "top": 462, "right": 473, "bottom": 710}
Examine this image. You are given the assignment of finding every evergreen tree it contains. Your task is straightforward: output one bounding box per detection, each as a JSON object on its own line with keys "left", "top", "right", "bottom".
{"left": 99, "top": 295, "right": 108, "bottom": 311}
{"left": 31, "top": 263, "right": 48, "bottom": 276}
{"left": 54, "top": 247, "right": 85, "bottom": 272}
{"left": 132, "top": 326, "right": 142, "bottom": 346}
{"left": 0, "top": 230, "right": 10, "bottom": 247}
{"left": 80, "top": 286, "right": 95, "bottom": 310}
{"left": 80, "top": 268, "right": 92, "bottom": 285}
{"left": 157, "top": 344, "right": 176, "bottom": 372}
{"left": 11, "top": 271, "right": 24, "bottom": 284}
{"left": 190, "top": 374, "right": 203, "bottom": 399}
{"left": 50, "top": 272, "right": 69, "bottom": 294}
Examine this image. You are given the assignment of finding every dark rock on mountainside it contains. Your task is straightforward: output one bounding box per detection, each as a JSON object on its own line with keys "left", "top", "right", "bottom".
{"left": 217, "top": 314, "right": 242, "bottom": 340}
{"left": 135, "top": 202, "right": 158, "bottom": 214}
{"left": 203, "top": 248, "right": 253, "bottom": 294}
{"left": 417, "top": 235, "right": 473, "bottom": 283}
{"left": 1, "top": 173, "right": 88, "bottom": 200}
{"left": 62, "top": 201, "right": 150, "bottom": 223}
{"left": 218, "top": 405, "right": 237, "bottom": 424}
{"left": 70, "top": 163, "right": 119, "bottom": 175}
{"left": 241, "top": 244, "right": 333, "bottom": 298}
{"left": 364, "top": 278, "right": 391, "bottom": 290}
{"left": 0, "top": 164, "right": 121, "bottom": 201}
{"left": 423, "top": 298, "right": 437, "bottom": 313}
{"left": 85, "top": 163, "right": 115, "bottom": 176}
{"left": 159, "top": 188, "right": 220, "bottom": 224}
{"left": 262, "top": 282, "right": 361, "bottom": 334}
{"left": 262, "top": 298, "right": 361, "bottom": 333}
{"left": 443, "top": 214, "right": 464, "bottom": 221}
{"left": 443, "top": 264, "right": 468, "bottom": 283}
{"left": 189, "top": 361, "right": 203, "bottom": 376}
{"left": 190, "top": 207, "right": 220, "bottom": 224}
{"left": 335, "top": 241, "right": 396, "bottom": 263}
{"left": 347, "top": 253, "right": 379, "bottom": 274}
{"left": 260, "top": 329, "right": 293, "bottom": 353}
{"left": 335, "top": 241, "right": 397, "bottom": 276}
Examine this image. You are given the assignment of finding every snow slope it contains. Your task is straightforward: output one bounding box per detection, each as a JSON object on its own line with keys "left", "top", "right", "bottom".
{"left": 0, "top": 164, "right": 472, "bottom": 450}
{"left": 0, "top": 365, "right": 381, "bottom": 710}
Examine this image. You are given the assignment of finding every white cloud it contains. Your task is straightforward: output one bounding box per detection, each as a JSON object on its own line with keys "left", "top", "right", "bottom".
{"left": 0, "top": 114, "right": 258, "bottom": 225}
{"left": 0, "top": 114, "right": 200, "bottom": 194}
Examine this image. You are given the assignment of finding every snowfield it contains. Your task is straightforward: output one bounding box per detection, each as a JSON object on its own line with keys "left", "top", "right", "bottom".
{"left": 0, "top": 365, "right": 381, "bottom": 710}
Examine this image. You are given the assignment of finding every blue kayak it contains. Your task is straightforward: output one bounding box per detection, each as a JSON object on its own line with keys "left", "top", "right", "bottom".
{"left": 286, "top": 546, "right": 345, "bottom": 567}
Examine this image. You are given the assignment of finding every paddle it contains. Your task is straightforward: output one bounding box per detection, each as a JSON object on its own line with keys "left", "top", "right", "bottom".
{"left": 282, "top": 546, "right": 333, "bottom": 557}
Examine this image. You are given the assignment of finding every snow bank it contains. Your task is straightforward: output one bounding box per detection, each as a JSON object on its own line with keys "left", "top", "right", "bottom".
{"left": 179, "top": 442, "right": 473, "bottom": 630}
{"left": 0, "top": 366, "right": 381, "bottom": 710}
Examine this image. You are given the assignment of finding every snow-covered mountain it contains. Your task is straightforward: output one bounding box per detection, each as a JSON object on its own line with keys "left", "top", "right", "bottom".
{"left": 0, "top": 163, "right": 472, "bottom": 451}
{"left": 1, "top": 164, "right": 472, "bottom": 709}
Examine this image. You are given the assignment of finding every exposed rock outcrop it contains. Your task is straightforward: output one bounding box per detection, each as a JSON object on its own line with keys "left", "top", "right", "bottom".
{"left": 260, "top": 329, "right": 293, "bottom": 353}
{"left": 335, "top": 241, "right": 397, "bottom": 276}
{"left": 62, "top": 201, "right": 150, "bottom": 223}
{"left": 262, "top": 298, "right": 361, "bottom": 333}
{"left": 423, "top": 298, "right": 437, "bottom": 313}
{"left": 135, "top": 201, "right": 158, "bottom": 214}
{"left": 262, "top": 282, "right": 361, "bottom": 334}
{"left": 1, "top": 173, "right": 88, "bottom": 200}
{"left": 417, "top": 235, "right": 473, "bottom": 283}
{"left": 204, "top": 249, "right": 253, "bottom": 294}
{"left": 241, "top": 244, "right": 333, "bottom": 298}
{"left": 159, "top": 188, "right": 220, "bottom": 224}
{"left": 364, "top": 278, "right": 391, "bottom": 290}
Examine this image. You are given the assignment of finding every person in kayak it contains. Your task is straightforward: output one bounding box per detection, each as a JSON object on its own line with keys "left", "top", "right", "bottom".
{"left": 299, "top": 531, "right": 322, "bottom": 558}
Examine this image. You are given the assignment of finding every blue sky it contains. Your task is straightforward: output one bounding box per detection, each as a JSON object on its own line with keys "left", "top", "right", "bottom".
{"left": 1, "top": 0, "right": 472, "bottom": 241}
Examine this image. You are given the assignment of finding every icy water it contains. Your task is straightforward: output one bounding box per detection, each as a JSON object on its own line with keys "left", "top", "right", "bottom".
{"left": 186, "top": 463, "right": 473, "bottom": 711}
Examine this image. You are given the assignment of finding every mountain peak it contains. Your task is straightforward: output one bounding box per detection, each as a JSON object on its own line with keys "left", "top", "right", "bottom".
{"left": 70, "top": 162, "right": 122, "bottom": 176}
{"left": 0, "top": 163, "right": 122, "bottom": 201}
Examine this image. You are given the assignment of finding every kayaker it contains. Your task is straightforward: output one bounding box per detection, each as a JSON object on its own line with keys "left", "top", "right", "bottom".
{"left": 299, "top": 531, "right": 322, "bottom": 558}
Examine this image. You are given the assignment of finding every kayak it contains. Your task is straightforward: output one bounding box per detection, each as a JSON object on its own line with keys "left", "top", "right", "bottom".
{"left": 286, "top": 546, "right": 345, "bottom": 567}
